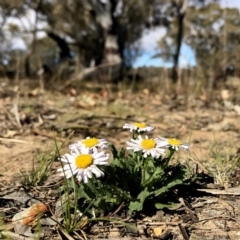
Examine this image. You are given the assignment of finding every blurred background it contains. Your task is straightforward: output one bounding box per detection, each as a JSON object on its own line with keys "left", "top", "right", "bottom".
{"left": 0, "top": 0, "right": 240, "bottom": 91}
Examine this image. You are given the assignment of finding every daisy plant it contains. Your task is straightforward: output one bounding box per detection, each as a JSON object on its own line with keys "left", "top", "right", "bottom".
{"left": 57, "top": 123, "right": 193, "bottom": 221}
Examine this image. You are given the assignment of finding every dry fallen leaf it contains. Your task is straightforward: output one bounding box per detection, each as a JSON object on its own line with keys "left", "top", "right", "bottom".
{"left": 1, "top": 129, "right": 18, "bottom": 138}
{"left": 142, "top": 88, "right": 149, "bottom": 95}
{"left": 221, "top": 89, "right": 229, "bottom": 100}
{"left": 12, "top": 203, "right": 48, "bottom": 225}
{"left": 153, "top": 226, "right": 163, "bottom": 237}
{"left": 29, "top": 88, "right": 40, "bottom": 96}
{"left": 69, "top": 88, "right": 77, "bottom": 96}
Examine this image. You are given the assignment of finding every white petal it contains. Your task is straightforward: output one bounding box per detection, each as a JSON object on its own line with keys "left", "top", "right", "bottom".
{"left": 81, "top": 146, "right": 91, "bottom": 154}
{"left": 83, "top": 174, "right": 89, "bottom": 183}
{"left": 143, "top": 151, "right": 148, "bottom": 158}
{"left": 76, "top": 174, "right": 82, "bottom": 182}
{"left": 94, "top": 158, "right": 108, "bottom": 165}
{"left": 60, "top": 153, "right": 75, "bottom": 163}
{"left": 64, "top": 167, "right": 78, "bottom": 177}
{"left": 150, "top": 150, "right": 156, "bottom": 158}
{"left": 86, "top": 169, "right": 93, "bottom": 178}
{"left": 92, "top": 151, "right": 104, "bottom": 158}
{"left": 123, "top": 123, "right": 131, "bottom": 129}
{"left": 72, "top": 168, "right": 79, "bottom": 175}
{"left": 57, "top": 167, "right": 64, "bottom": 172}
{"left": 126, "top": 146, "right": 141, "bottom": 151}
{"left": 91, "top": 166, "right": 104, "bottom": 177}
{"left": 95, "top": 154, "right": 109, "bottom": 162}
{"left": 63, "top": 164, "right": 76, "bottom": 172}
{"left": 181, "top": 144, "right": 189, "bottom": 150}
{"left": 126, "top": 141, "right": 139, "bottom": 146}
{"left": 146, "top": 126, "right": 154, "bottom": 131}
{"left": 65, "top": 172, "right": 74, "bottom": 179}
{"left": 126, "top": 143, "right": 139, "bottom": 148}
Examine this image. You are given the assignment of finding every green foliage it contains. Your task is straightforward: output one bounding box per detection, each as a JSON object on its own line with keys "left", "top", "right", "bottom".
{"left": 186, "top": 2, "right": 240, "bottom": 85}
{"left": 106, "top": 146, "right": 191, "bottom": 213}
{"left": 20, "top": 143, "right": 61, "bottom": 187}
{"left": 63, "top": 127, "right": 194, "bottom": 217}
{"left": 59, "top": 180, "right": 87, "bottom": 233}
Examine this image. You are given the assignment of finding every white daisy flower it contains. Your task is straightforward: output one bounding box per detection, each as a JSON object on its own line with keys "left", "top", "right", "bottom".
{"left": 69, "top": 137, "right": 108, "bottom": 153}
{"left": 158, "top": 137, "right": 189, "bottom": 151}
{"left": 126, "top": 135, "right": 165, "bottom": 158}
{"left": 57, "top": 146, "right": 109, "bottom": 183}
{"left": 123, "top": 122, "right": 154, "bottom": 132}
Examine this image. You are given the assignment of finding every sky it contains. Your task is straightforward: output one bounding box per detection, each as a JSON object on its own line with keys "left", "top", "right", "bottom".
{"left": 1, "top": 0, "right": 240, "bottom": 68}
{"left": 133, "top": 27, "right": 196, "bottom": 68}
{"left": 221, "top": 0, "right": 240, "bottom": 8}
{"left": 1, "top": 9, "right": 47, "bottom": 50}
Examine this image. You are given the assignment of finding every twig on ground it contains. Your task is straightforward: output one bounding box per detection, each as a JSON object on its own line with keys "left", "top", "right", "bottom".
{"left": 12, "top": 86, "right": 22, "bottom": 127}
{"left": 1, "top": 104, "right": 20, "bottom": 128}
{"left": 0, "top": 137, "right": 33, "bottom": 144}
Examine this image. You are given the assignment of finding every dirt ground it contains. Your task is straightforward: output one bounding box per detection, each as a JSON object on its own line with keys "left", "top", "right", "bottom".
{"left": 1, "top": 79, "right": 240, "bottom": 239}
{"left": 1, "top": 80, "right": 240, "bottom": 182}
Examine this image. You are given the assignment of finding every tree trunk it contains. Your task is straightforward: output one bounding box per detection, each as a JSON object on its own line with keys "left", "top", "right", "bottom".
{"left": 172, "top": 11, "right": 184, "bottom": 83}
{"left": 172, "top": 0, "right": 189, "bottom": 83}
{"left": 92, "top": 0, "right": 122, "bottom": 81}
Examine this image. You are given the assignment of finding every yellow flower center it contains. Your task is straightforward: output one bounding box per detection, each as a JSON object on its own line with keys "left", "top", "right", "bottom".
{"left": 133, "top": 122, "right": 146, "bottom": 129}
{"left": 141, "top": 139, "right": 156, "bottom": 150}
{"left": 82, "top": 138, "right": 99, "bottom": 148}
{"left": 75, "top": 154, "right": 93, "bottom": 169}
{"left": 168, "top": 138, "right": 181, "bottom": 146}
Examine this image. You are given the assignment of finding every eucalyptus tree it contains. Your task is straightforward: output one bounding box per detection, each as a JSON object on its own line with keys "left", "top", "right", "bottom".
{"left": 0, "top": 0, "right": 25, "bottom": 69}
{"left": 185, "top": 2, "right": 240, "bottom": 88}
{"left": 156, "top": 0, "right": 235, "bottom": 85}
{"left": 27, "top": 0, "right": 156, "bottom": 78}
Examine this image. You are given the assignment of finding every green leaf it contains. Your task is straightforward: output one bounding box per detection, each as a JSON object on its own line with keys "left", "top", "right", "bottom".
{"left": 142, "top": 167, "right": 164, "bottom": 188}
{"left": 80, "top": 184, "right": 95, "bottom": 200}
{"left": 128, "top": 188, "right": 150, "bottom": 212}
{"left": 153, "top": 179, "right": 183, "bottom": 197}
{"left": 119, "top": 147, "right": 126, "bottom": 159}
{"left": 109, "top": 144, "right": 118, "bottom": 158}
{"left": 155, "top": 202, "right": 177, "bottom": 209}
